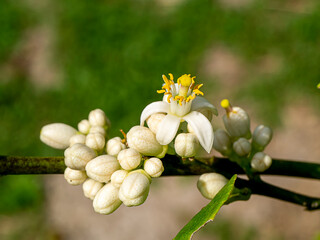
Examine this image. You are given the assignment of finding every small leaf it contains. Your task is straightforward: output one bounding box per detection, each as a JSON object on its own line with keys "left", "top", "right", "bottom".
{"left": 174, "top": 174, "right": 237, "bottom": 240}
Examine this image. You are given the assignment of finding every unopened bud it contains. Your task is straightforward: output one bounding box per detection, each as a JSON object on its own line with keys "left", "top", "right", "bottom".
{"left": 197, "top": 173, "right": 228, "bottom": 199}
{"left": 78, "top": 119, "right": 91, "bottom": 134}
{"left": 233, "top": 138, "right": 251, "bottom": 156}
{"left": 89, "top": 126, "right": 106, "bottom": 136}
{"left": 64, "top": 167, "right": 87, "bottom": 185}
{"left": 174, "top": 133, "right": 199, "bottom": 158}
{"left": 64, "top": 143, "right": 96, "bottom": 170}
{"left": 69, "top": 134, "right": 86, "bottom": 146}
{"left": 85, "top": 133, "right": 105, "bottom": 151}
{"left": 89, "top": 109, "right": 110, "bottom": 127}
{"left": 251, "top": 152, "right": 272, "bottom": 172}
{"left": 106, "top": 137, "right": 126, "bottom": 157}
{"left": 111, "top": 170, "right": 128, "bottom": 188}
{"left": 119, "top": 170, "right": 151, "bottom": 207}
{"left": 127, "top": 126, "right": 163, "bottom": 156}
{"left": 144, "top": 157, "right": 164, "bottom": 178}
{"left": 85, "top": 155, "right": 120, "bottom": 183}
{"left": 93, "top": 183, "right": 122, "bottom": 215}
{"left": 82, "top": 178, "right": 104, "bottom": 200}
{"left": 117, "top": 148, "right": 141, "bottom": 170}
{"left": 40, "top": 123, "right": 77, "bottom": 149}
{"left": 252, "top": 125, "right": 273, "bottom": 150}
{"left": 221, "top": 100, "right": 250, "bottom": 138}
{"left": 213, "top": 129, "right": 232, "bottom": 155}
{"left": 146, "top": 113, "right": 166, "bottom": 134}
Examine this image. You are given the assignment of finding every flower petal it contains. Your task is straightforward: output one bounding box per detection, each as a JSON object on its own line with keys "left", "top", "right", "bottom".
{"left": 140, "top": 101, "right": 169, "bottom": 125}
{"left": 156, "top": 114, "right": 181, "bottom": 145}
{"left": 183, "top": 111, "right": 214, "bottom": 153}
{"left": 191, "top": 96, "right": 218, "bottom": 116}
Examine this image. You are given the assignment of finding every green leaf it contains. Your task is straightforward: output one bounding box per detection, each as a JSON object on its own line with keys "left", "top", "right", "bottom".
{"left": 174, "top": 174, "right": 237, "bottom": 240}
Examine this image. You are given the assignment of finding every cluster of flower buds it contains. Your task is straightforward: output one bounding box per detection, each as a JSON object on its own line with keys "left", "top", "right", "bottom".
{"left": 40, "top": 109, "right": 165, "bottom": 215}
{"left": 213, "top": 99, "right": 273, "bottom": 172}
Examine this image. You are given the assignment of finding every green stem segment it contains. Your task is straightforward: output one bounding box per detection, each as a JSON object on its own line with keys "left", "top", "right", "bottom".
{"left": 1, "top": 154, "right": 320, "bottom": 210}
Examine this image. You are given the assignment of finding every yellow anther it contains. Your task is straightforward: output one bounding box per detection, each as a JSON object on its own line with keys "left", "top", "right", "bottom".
{"left": 167, "top": 94, "right": 172, "bottom": 103}
{"left": 178, "top": 74, "right": 193, "bottom": 87}
{"left": 157, "top": 89, "right": 166, "bottom": 94}
{"left": 169, "top": 73, "right": 174, "bottom": 81}
{"left": 221, "top": 99, "right": 230, "bottom": 109}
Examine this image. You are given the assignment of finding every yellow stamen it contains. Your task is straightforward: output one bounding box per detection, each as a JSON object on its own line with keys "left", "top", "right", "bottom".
{"left": 120, "top": 129, "right": 127, "bottom": 143}
{"left": 167, "top": 94, "right": 172, "bottom": 103}
{"left": 157, "top": 89, "right": 166, "bottom": 94}
{"left": 220, "top": 99, "right": 230, "bottom": 109}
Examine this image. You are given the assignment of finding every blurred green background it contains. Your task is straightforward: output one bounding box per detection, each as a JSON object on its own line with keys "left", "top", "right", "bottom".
{"left": 0, "top": 0, "right": 319, "bottom": 239}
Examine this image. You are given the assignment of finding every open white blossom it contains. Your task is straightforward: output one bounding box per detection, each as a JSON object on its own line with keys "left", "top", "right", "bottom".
{"left": 140, "top": 74, "right": 217, "bottom": 153}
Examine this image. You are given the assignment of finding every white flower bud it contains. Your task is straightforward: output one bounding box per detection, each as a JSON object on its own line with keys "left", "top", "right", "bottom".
{"left": 85, "top": 155, "right": 120, "bottom": 183}
{"left": 222, "top": 105, "right": 251, "bottom": 138}
{"left": 106, "top": 137, "right": 126, "bottom": 157}
{"left": 117, "top": 148, "right": 141, "bottom": 170}
{"left": 197, "top": 173, "right": 229, "bottom": 199}
{"left": 252, "top": 125, "right": 273, "bottom": 150}
{"left": 127, "top": 126, "right": 163, "bottom": 156}
{"left": 146, "top": 113, "right": 166, "bottom": 134}
{"left": 93, "top": 183, "right": 122, "bottom": 215}
{"left": 144, "top": 157, "right": 164, "bottom": 178}
{"left": 64, "top": 167, "right": 87, "bottom": 185}
{"left": 88, "top": 109, "right": 110, "bottom": 127}
{"left": 40, "top": 123, "right": 77, "bottom": 149}
{"left": 119, "top": 170, "right": 151, "bottom": 207}
{"left": 78, "top": 119, "right": 91, "bottom": 134}
{"left": 85, "top": 133, "right": 105, "bottom": 151}
{"left": 251, "top": 152, "right": 272, "bottom": 172}
{"left": 64, "top": 143, "right": 97, "bottom": 170}
{"left": 111, "top": 170, "right": 128, "bottom": 188}
{"left": 82, "top": 178, "right": 104, "bottom": 200}
{"left": 89, "top": 126, "right": 106, "bottom": 136}
{"left": 213, "top": 129, "right": 232, "bottom": 155}
{"left": 233, "top": 138, "right": 252, "bottom": 156}
{"left": 69, "top": 134, "right": 86, "bottom": 146}
{"left": 174, "top": 133, "right": 200, "bottom": 158}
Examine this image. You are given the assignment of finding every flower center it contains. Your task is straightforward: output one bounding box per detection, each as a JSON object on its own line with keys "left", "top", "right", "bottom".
{"left": 157, "top": 73, "right": 204, "bottom": 106}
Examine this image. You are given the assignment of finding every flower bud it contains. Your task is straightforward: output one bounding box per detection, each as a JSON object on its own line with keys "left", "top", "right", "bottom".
{"left": 233, "top": 138, "right": 252, "bottom": 156}
{"left": 85, "top": 155, "right": 120, "bottom": 183}
{"left": 221, "top": 100, "right": 250, "bottom": 138}
{"left": 40, "top": 123, "right": 77, "bottom": 149}
{"left": 127, "top": 126, "right": 163, "bottom": 156}
{"left": 213, "top": 129, "right": 232, "bottom": 155}
{"left": 197, "top": 173, "right": 228, "bottom": 199}
{"left": 89, "top": 126, "right": 106, "bottom": 136}
{"left": 64, "top": 167, "right": 87, "bottom": 185}
{"left": 85, "top": 133, "right": 105, "bottom": 151}
{"left": 106, "top": 137, "right": 126, "bottom": 157}
{"left": 111, "top": 170, "right": 128, "bottom": 188}
{"left": 78, "top": 119, "right": 91, "bottom": 134}
{"left": 251, "top": 152, "right": 272, "bottom": 172}
{"left": 119, "top": 170, "right": 151, "bottom": 207}
{"left": 88, "top": 109, "right": 110, "bottom": 127}
{"left": 64, "top": 143, "right": 97, "bottom": 170}
{"left": 82, "top": 178, "right": 104, "bottom": 200}
{"left": 69, "top": 134, "right": 86, "bottom": 146}
{"left": 252, "top": 125, "right": 273, "bottom": 150}
{"left": 144, "top": 157, "right": 164, "bottom": 178}
{"left": 117, "top": 148, "right": 141, "bottom": 170}
{"left": 146, "top": 113, "right": 166, "bottom": 134}
{"left": 174, "top": 133, "right": 200, "bottom": 158}
{"left": 93, "top": 183, "right": 122, "bottom": 215}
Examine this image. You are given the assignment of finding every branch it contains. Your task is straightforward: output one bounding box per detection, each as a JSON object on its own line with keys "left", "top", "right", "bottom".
{"left": 1, "top": 154, "right": 320, "bottom": 210}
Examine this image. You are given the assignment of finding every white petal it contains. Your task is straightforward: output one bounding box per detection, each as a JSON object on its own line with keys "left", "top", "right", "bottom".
{"left": 156, "top": 114, "right": 181, "bottom": 145}
{"left": 140, "top": 101, "right": 169, "bottom": 125}
{"left": 183, "top": 111, "right": 214, "bottom": 153}
{"left": 191, "top": 96, "right": 218, "bottom": 116}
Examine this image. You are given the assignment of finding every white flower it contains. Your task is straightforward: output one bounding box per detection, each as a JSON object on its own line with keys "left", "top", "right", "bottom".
{"left": 140, "top": 74, "right": 217, "bottom": 153}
